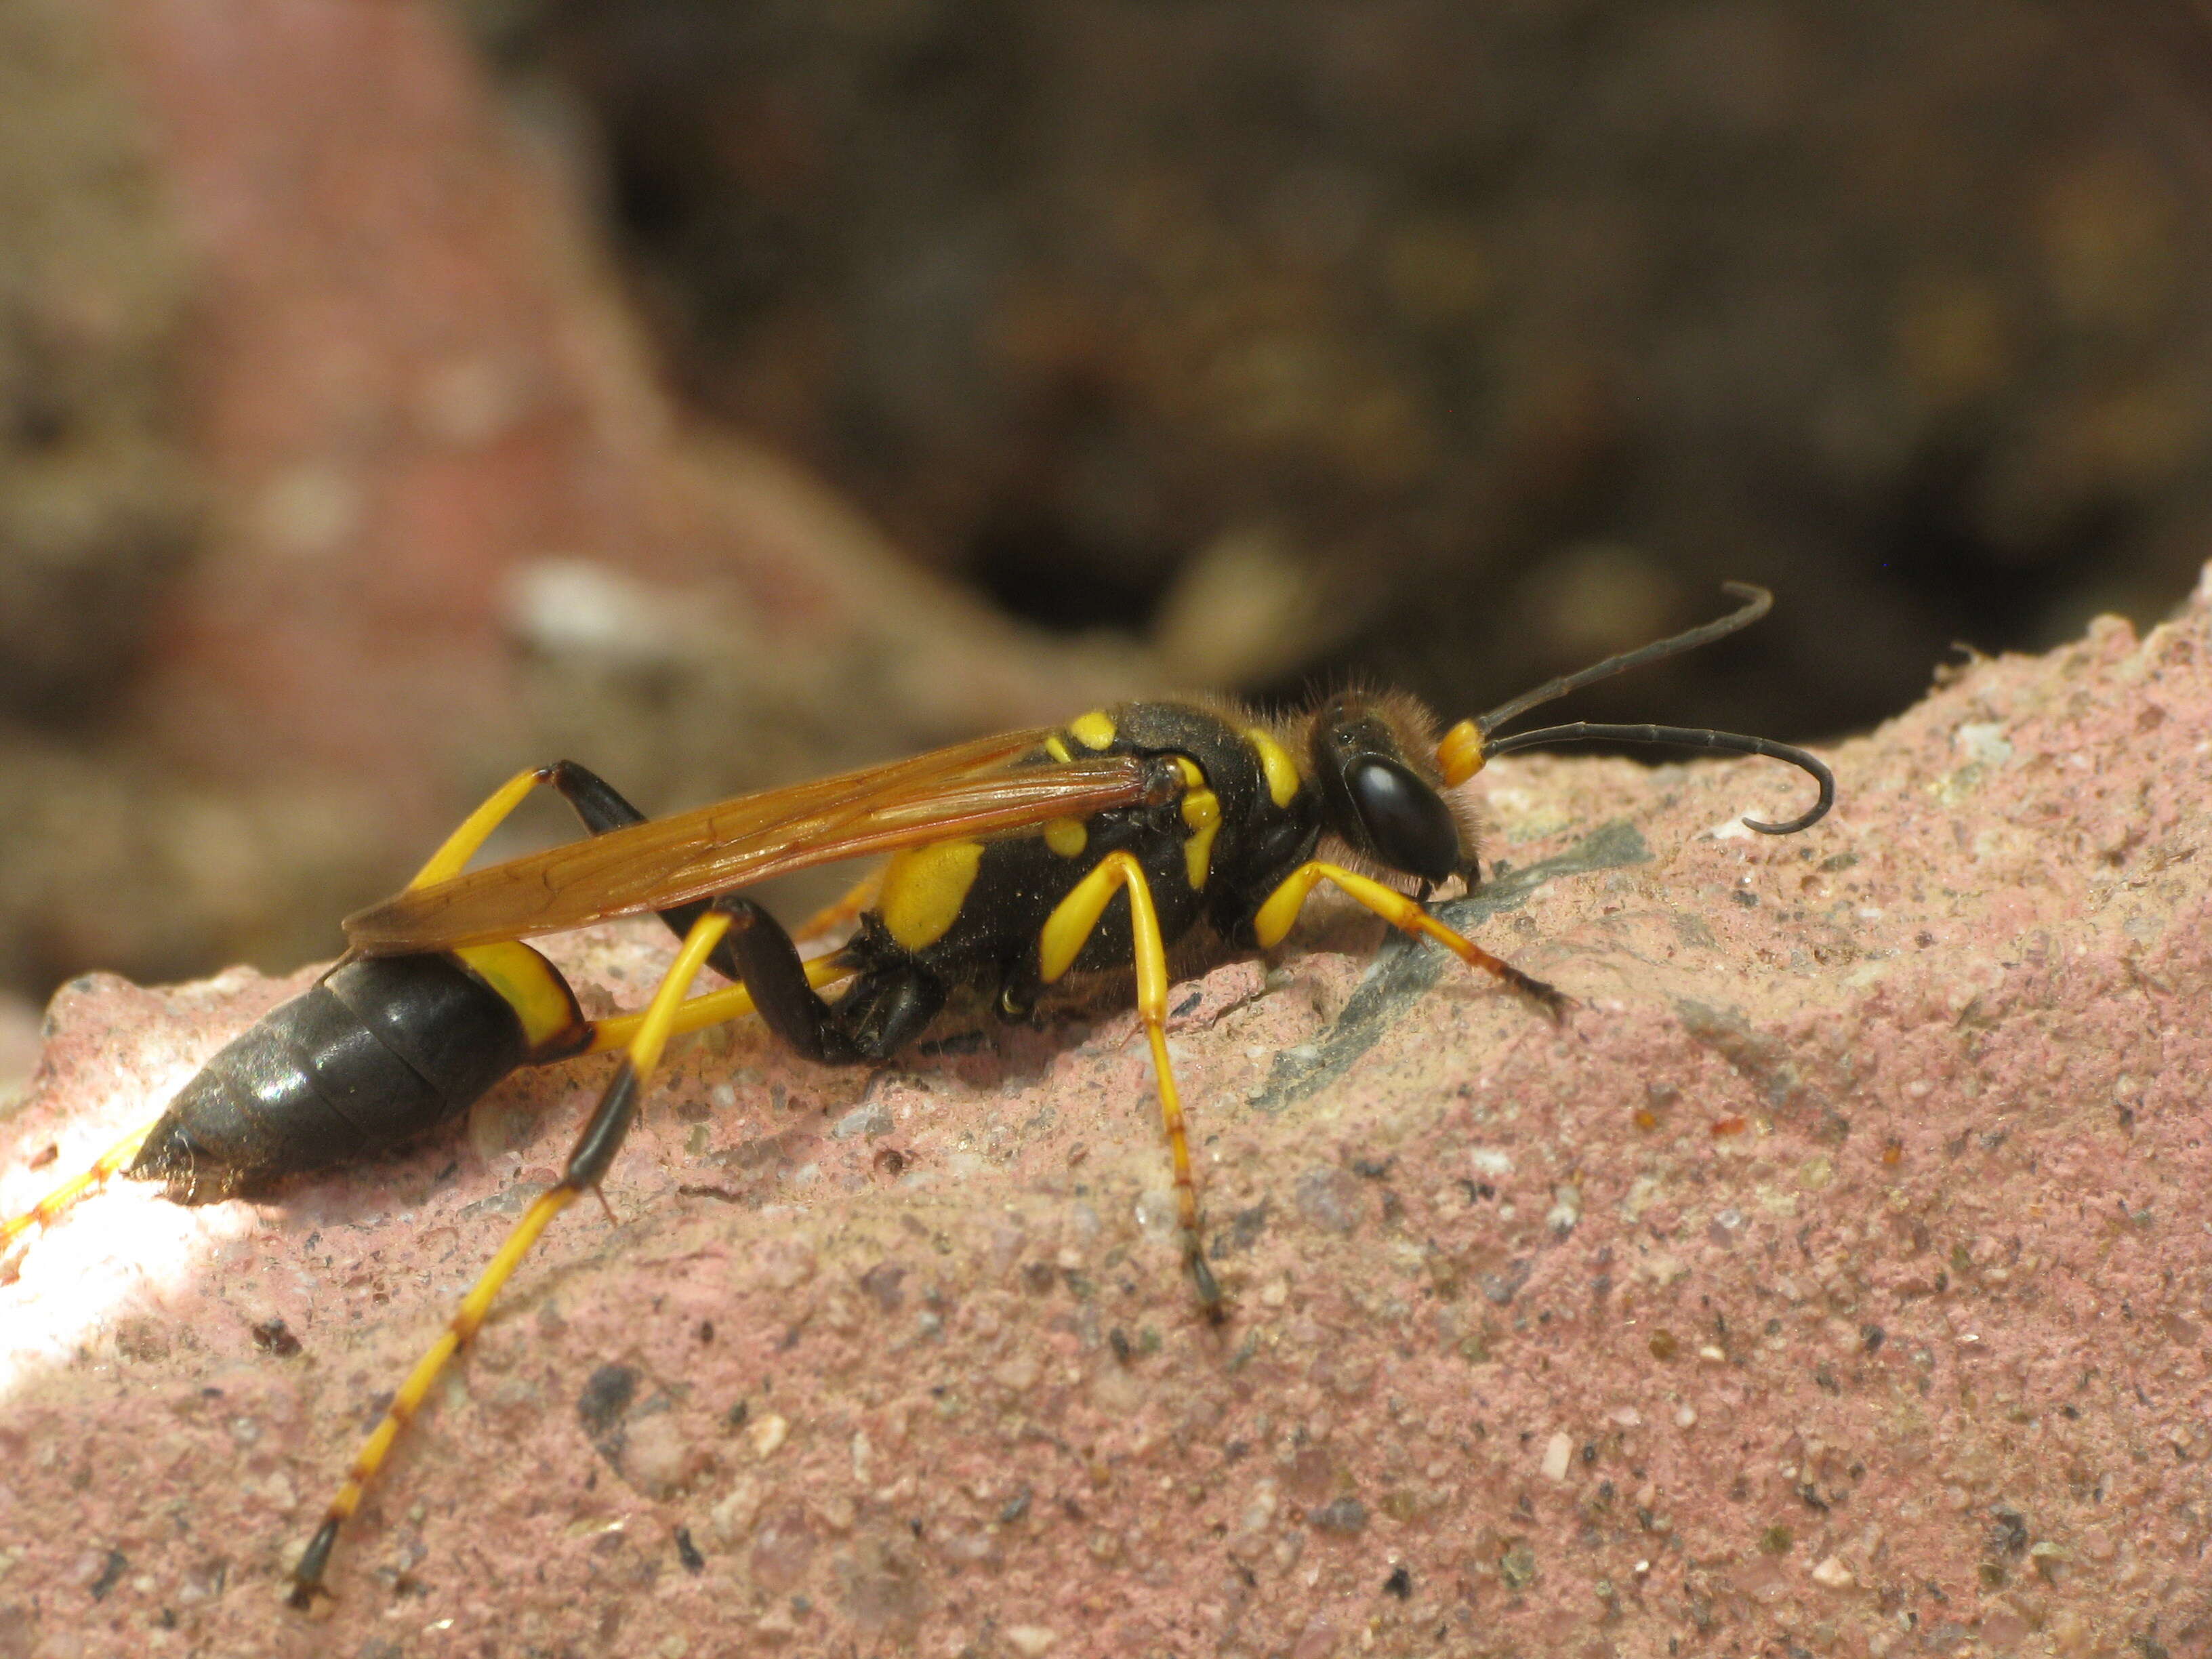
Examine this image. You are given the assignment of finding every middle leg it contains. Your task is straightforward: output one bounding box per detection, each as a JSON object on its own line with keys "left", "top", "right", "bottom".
{"left": 1038, "top": 850, "right": 1222, "bottom": 1319}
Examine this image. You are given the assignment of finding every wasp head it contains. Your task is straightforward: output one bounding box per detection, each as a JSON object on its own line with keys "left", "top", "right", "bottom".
{"left": 1300, "top": 690, "right": 1475, "bottom": 889}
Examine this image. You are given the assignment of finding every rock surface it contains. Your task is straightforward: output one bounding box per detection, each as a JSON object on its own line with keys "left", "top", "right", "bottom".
{"left": 3, "top": 574, "right": 2210, "bottom": 1655}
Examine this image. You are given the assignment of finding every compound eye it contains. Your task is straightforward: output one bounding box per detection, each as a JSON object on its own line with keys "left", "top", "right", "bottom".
{"left": 1347, "top": 756, "right": 1460, "bottom": 882}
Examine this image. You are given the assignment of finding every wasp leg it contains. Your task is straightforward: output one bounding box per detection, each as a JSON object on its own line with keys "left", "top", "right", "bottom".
{"left": 449, "top": 762, "right": 881, "bottom": 1047}
{"left": 538, "top": 758, "right": 647, "bottom": 838}
{"left": 1037, "top": 851, "right": 1221, "bottom": 1321}
{"left": 441, "top": 763, "right": 874, "bottom": 1059}
{"left": 0, "top": 1121, "right": 154, "bottom": 1259}
{"left": 405, "top": 766, "right": 567, "bottom": 889}
{"left": 697, "top": 901, "right": 945, "bottom": 1063}
{"left": 552, "top": 758, "right": 878, "bottom": 968}
{"left": 1254, "top": 860, "right": 1567, "bottom": 1019}
{"left": 539, "top": 759, "right": 772, "bottom": 986}
{"left": 287, "top": 899, "right": 745, "bottom": 1609}
{"left": 792, "top": 870, "right": 884, "bottom": 946}
{"left": 582, "top": 956, "right": 855, "bottom": 1055}
{"left": 410, "top": 759, "right": 678, "bottom": 893}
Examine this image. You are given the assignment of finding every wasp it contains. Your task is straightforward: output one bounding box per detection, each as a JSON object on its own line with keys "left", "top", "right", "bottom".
{"left": 1, "top": 581, "right": 1830, "bottom": 1606}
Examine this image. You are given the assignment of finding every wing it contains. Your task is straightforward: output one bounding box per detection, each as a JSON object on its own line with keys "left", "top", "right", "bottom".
{"left": 346, "top": 729, "right": 1169, "bottom": 954}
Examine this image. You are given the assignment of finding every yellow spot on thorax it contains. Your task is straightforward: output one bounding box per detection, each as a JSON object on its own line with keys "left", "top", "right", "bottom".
{"left": 877, "top": 838, "right": 986, "bottom": 951}
{"left": 1044, "top": 817, "right": 1088, "bottom": 857}
{"left": 1043, "top": 735, "right": 1073, "bottom": 764}
{"left": 454, "top": 941, "right": 583, "bottom": 1053}
{"left": 1067, "top": 710, "right": 1118, "bottom": 750}
{"left": 1181, "top": 787, "right": 1221, "bottom": 890}
{"left": 1243, "top": 726, "right": 1303, "bottom": 808}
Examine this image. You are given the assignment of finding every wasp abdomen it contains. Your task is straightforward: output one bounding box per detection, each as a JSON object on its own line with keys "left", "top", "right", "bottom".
{"left": 129, "top": 955, "right": 529, "bottom": 1203}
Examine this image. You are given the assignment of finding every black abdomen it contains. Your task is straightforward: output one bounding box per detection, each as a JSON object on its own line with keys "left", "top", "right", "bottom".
{"left": 129, "top": 955, "right": 529, "bottom": 1202}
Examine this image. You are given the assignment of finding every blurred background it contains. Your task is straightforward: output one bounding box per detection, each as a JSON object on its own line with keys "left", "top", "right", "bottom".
{"left": 4, "top": 0, "right": 2211, "bottom": 1051}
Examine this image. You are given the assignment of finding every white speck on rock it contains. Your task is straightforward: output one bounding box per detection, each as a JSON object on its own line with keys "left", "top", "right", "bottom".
{"left": 708, "top": 1478, "right": 762, "bottom": 1547}
{"left": 1953, "top": 722, "right": 2013, "bottom": 766}
{"left": 1545, "top": 1184, "right": 1581, "bottom": 1234}
{"left": 753, "top": 1239, "right": 815, "bottom": 1290}
{"left": 621, "top": 1412, "right": 692, "bottom": 1496}
{"left": 1540, "top": 1432, "right": 1572, "bottom": 1482}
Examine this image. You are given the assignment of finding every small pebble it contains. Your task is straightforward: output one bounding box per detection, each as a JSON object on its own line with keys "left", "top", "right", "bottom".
{"left": 1540, "top": 1432, "right": 1572, "bottom": 1483}
{"left": 1811, "top": 1555, "right": 1855, "bottom": 1588}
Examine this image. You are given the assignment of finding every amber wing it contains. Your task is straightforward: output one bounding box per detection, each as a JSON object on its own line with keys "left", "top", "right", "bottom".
{"left": 345, "top": 729, "right": 1165, "bottom": 954}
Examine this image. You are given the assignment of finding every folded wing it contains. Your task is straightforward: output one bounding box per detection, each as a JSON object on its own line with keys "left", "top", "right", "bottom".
{"left": 346, "top": 730, "right": 1166, "bottom": 954}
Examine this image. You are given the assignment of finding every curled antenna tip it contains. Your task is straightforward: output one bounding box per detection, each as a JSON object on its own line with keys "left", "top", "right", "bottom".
{"left": 1733, "top": 738, "right": 1834, "bottom": 835}
{"left": 1483, "top": 722, "right": 1835, "bottom": 836}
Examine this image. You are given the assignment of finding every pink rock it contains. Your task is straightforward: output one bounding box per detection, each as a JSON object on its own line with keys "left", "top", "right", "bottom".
{"left": 5, "top": 575, "right": 2212, "bottom": 1653}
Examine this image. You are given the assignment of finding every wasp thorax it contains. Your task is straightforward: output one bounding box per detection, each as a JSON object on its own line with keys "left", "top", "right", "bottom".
{"left": 1304, "top": 692, "right": 1467, "bottom": 884}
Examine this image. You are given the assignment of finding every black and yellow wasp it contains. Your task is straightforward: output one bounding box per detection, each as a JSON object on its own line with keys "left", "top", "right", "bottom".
{"left": 0, "top": 581, "right": 1830, "bottom": 1605}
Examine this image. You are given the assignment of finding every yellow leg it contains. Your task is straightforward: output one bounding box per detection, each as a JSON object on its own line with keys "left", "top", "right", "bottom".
{"left": 287, "top": 903, "right": 740, "bottom": 1608}
{"left": 792, "top": 870, "right": 883, "bottom": 945}
{"left": 0, "top": 1120, "right": 155, "bottom": 1256}
{"left": 1038, "top": 851, "right": 1221, "bottom": 1319}
{"left": 1254, "top": 860, "right": 1567, "bottom": 1018}
{"left": 581, "top": 957, "right": 855, "bottom": 1055}
{"left": 407, "top": 766, "right": 558, "bottom": 890}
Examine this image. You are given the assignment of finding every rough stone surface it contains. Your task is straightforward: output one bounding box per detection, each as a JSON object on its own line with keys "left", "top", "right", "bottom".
{"left": 3, "top": 575, "right": 2211, "bottom": 1655}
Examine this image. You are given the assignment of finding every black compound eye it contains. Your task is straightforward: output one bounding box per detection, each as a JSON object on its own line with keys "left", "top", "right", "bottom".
{"left": 1346, "top": 756, "right": 1460, "bottom": 882}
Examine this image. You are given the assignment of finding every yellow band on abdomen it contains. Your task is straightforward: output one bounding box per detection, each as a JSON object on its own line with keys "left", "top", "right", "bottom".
{"left": 453, "top": 941, "right": 584, "bottom": 1054}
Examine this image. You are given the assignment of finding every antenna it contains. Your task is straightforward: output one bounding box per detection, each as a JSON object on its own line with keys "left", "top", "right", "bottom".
{"left": 1434, "top": 582, "right": 1832, "bottom": 834}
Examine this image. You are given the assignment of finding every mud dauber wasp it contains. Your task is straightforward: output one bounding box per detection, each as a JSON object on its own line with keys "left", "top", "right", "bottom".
{"left": 1, "top": 581, "right": 1830, "bottom": 1605}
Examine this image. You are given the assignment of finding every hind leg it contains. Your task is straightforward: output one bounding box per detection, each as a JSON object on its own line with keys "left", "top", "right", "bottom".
{"left": 287, "top": 898, "right": 748, "bottom": 1605}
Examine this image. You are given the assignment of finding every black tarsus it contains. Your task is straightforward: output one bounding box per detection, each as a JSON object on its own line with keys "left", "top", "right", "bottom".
{"left": 567, "top": 1062, "right": 641, "bottom": 1192}
{"left": 287, "top": 1521, "right": 340, "bottom": 1610}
